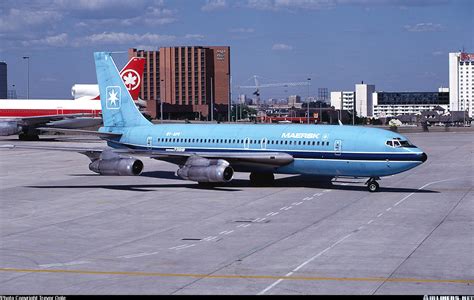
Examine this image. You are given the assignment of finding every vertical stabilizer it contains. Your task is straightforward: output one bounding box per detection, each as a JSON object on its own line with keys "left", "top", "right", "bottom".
{"left": 94, "top": 52, "right": 151, "bottom": 128}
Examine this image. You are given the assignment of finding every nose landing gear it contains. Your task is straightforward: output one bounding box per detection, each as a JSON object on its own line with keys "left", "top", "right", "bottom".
{"left": 366, "top": 177, "right": 380, "bottom": 192}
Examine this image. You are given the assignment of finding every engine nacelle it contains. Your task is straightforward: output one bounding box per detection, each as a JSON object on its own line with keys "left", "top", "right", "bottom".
{"left": 71, "top": 84, "right": 99, "bottom": 99}
{"left": 89, "top": 158, "right": 143, "bottom": 176}
{"left": 177, "top": 156, "right": 234, "bottom": 183}
{"left": 0, "top": 121, "right": 20, "bottom": 136}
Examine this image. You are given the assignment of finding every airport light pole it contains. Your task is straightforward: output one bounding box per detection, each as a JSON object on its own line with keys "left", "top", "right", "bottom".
{"left": 228, "top": 73, "right": 232, "bottom": 123}
{"left": 22, "top": 56, "right": 29, "bottom": 99}
{"left": 307, "top": 77, "right": 311, "bottom": 124}
{"left": 160, "top": 79, "right": 164, "bottom": 123}
{"left": 210, "top": 76, "right": 214, "bottom": 122}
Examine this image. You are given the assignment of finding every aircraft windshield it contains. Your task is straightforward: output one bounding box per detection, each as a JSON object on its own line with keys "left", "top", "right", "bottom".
{"left": 386, "top": 138, "right": 416, "bottom": 148}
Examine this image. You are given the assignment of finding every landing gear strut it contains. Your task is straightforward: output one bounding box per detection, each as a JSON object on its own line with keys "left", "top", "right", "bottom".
{"left": 250, "top": 172, "right": 275, "bottom": 186}
{"left": 366, "top": 177, "right": 380, "bottom": 192}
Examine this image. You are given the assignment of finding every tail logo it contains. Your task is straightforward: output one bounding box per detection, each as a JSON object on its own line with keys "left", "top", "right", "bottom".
{"left": 122, "top": 69, "right": 140, "bottom": 91}
{"left": 106, "top": 86, "right": 121, "bottom": 110}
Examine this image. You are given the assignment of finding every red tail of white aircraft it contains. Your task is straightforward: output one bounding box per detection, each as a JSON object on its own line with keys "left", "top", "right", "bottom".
{"left": 0, "top": 56, "right": 146, "bottom": 140}
{"left": 72, "top": 57, "right": 145, "bottom": 101}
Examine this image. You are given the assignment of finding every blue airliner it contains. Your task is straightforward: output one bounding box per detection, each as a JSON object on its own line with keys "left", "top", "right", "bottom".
{"left": 3, "top": 52, "right": 427, "bottom": 192}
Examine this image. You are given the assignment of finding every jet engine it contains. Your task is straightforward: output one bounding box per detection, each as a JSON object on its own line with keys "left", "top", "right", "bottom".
{"left": 88, "top": 150, "right": 143, "bottom": 176}
{"left": 177, "top": 156, "right": 234, "bottom": 183}
{"left": 0, "top": 121, "right": 20, "bottom": 136}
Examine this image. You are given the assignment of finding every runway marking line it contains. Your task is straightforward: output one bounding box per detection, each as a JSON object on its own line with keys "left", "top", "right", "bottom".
{"left": 0, "top": 268, "right": 471, "bottom": 285}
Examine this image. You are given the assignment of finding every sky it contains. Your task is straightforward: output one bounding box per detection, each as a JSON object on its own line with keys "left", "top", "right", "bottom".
{"left": 0, "top": 0, "right": 473, "bottom": 100}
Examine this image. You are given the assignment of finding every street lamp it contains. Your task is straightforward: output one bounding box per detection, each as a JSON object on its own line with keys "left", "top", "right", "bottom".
{"left": 210, "top": 76, "right": 214, "bottom": 122}
{"left": 22, "top": 56, "right": 29, "bottom": 99}
{"left": 307, "top": 78, "right": 311, "bottom": 124}
{"left": 228, "top": 73, "right": 232, "bottom": 123}
{"left": 160, "top": 79, "right": 164, "bottom": 123}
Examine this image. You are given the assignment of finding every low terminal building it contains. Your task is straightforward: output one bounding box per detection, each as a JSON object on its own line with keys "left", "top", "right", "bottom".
{"left": 373, "top": 89, "right": 450, "bottom": 118}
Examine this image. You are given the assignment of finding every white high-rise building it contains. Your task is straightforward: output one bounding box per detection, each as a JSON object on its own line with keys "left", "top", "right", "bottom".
{"left": 449, "top": 52, "right": 474, "bottom": 117}
{"left": 355, "top": 83, "right": 375, "bottom": 117}
{"left": 330, "top": 91, "right": 354, "bottom": 112}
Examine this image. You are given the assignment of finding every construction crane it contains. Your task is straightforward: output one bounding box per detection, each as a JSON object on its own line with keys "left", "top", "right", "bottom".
{"left": 237, "top": 75, "right": 310, "bottom": 104}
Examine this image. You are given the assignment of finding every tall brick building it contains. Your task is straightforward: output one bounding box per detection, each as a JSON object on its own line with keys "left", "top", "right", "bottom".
{"left": 128, "top": 46, "right": 230, "bottom": 120}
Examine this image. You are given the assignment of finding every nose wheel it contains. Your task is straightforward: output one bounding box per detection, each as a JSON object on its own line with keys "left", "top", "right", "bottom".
{"left": 366, "top": 177, "right": 380, "bottom": 192}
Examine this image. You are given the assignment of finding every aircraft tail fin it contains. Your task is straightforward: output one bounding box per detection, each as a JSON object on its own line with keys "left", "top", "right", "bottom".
{"left": 90, "top": 56, "right": 145, "bottom": 101}
{"left": 94, "top": 52, "right": 151, "bottom": 128}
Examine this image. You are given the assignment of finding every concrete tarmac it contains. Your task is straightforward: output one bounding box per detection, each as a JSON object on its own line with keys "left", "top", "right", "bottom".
{"left": 0, "top": 131, "right": 472, "bottom": 294}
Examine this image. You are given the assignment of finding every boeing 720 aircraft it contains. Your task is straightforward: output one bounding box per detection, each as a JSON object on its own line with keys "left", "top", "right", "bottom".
{"left": 2, "top": 52, "right": 427, "bottom": 192}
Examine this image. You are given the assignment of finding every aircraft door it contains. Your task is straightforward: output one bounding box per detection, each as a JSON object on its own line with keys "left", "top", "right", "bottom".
{"left": 261, "top": 138, "right": 268, "bottom": 150}
{"left": 334, "top": 140, "right": 342, "bottom": 156}
{"left": 146, "top": 136, "right": 153, "bottom": 150}
{"left": 244, "top": 138, "right": 250, "bottom": 150}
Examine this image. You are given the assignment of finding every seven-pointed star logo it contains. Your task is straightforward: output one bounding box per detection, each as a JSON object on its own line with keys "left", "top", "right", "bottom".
{"left": 108, "top": 89, "right": 119, "bottom": 106}
{"left": 106, "top": 86, "right": 121, "bottom": 110}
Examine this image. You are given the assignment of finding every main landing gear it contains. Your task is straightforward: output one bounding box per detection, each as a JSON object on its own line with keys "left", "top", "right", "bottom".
{"left": 365, "top": 177, "right": 380, "bottom": 192}
{"left": 18, "top": 133, "right": 39, "bottom": 141}
{"left": 250, "top": 172, "right": 275, "bottom": 186}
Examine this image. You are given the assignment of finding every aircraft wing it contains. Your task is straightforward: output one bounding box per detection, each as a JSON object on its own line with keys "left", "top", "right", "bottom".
{"left": 1, "top": 144, "right": 293, "bottom": 168}
{"left": 0, "top": 144, "right": 104, "bottom": 161}
{"left": 17, "top": 113, "right": 96, "bottom": 126}
{"left": 36, "top": 128, "right": 122, "bottom": 139}
{"left": 124, "top": 149, "right": 294, "bottom": 167}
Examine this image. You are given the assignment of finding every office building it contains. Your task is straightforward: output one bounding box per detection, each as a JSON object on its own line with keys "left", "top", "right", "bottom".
{"left": 373, "top": 89, "right": 450, "bottom": 117}
{"left": 331, "top": 84, "right": 374, "bottom": 117}
{"left": 449, "top": 52, "right": 473, "bottom": 117}
{"left": 129, "top": 46, "right": 230, "bottom": 120}
{"left": 330, "top": 91, "right": 355, "bottom": 112}
{"left": 355, "top": 83, "right": 375, "bottom": 117}
{"left": 0, "top": 62, "right": 7, "bottom": 99}
{"left": 288, "top": 95, "right": 301, "bottom": 107}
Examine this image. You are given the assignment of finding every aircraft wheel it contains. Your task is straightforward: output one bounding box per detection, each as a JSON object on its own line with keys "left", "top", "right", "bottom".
{"left": 19, "top": 133, "right": 39, "bottom": 141}
{"left": 18, "top": 133, "right": 27, "bottom": 141}
{"left": 368, "top": 181, "right": 379, "bottom": 192}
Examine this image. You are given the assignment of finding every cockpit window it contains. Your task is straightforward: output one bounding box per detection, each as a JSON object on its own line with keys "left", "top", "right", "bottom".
{"left": 399, "top": 140, "right": 416, "bottom": 147}
{"left": 386, "top": 138, "right": 416, "bottom": 148}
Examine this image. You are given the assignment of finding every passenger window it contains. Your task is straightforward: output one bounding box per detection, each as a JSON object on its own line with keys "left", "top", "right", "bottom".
{"left": 298, "top": 141, "right": 302, "bottom": 145}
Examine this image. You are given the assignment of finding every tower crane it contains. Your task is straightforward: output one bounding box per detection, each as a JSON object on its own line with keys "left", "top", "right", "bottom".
{"left": 237, "top": 75, "right": 310, "bottom": 104}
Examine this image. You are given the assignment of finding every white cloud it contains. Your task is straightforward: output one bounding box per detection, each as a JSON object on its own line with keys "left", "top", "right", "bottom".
{"left": 22, "top": 33, "right": 69, "bottom": 47}
{"left": 272, "top": 43, "right": 293, "bottom": 51}
{"left": 229, "top": 27, "right": 255, "bottom": 33}
{"left": 243, "top": 0, "right": 449, "bottom": 11}
{"left": 0, "top": 8, "right": 63, "bottom": 33}
{"left": 184, "top": 34, "right": 205, "bottom": 40}
{"left": 78, "top": 32, "right": 177, "bottom": 46}
{"left": 202, "top": 0, "right": 228, "bottom": 11}
{"left": 404, "top": 22, "right": 443, "bottom": 32}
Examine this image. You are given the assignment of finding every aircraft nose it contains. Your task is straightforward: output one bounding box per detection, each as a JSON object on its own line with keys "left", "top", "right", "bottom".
{"left": 420, "top": 152, "right": 427, "bottom": 163}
